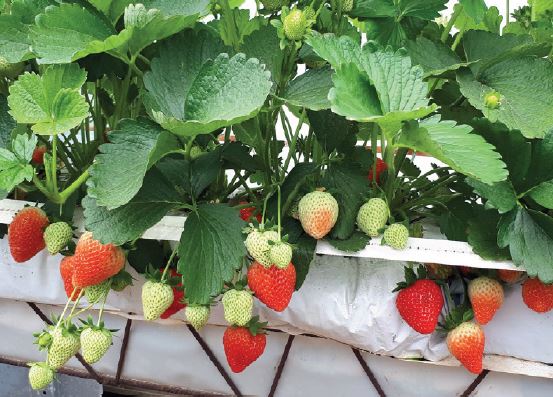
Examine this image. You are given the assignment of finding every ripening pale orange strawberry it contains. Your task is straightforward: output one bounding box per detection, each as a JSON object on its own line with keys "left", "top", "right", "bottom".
{"left": 447, "top": 321, "right": 485, "bottom": 374}
{"left": 468, "top": 276, "right": 504, "bottom": 324}
{"left": 497, "top": 269, "right": 522, "bottom": 284}
{"left": 298, "top": 190, "right": 339, "bottom": 239}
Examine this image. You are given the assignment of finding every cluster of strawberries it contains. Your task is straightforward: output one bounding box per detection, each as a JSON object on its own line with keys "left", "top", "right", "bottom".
{"left": 394, "top": 264, "right": 553, "bottom": 374}
{"left": 7, "top": 207, "right": 126, "bottom": 390}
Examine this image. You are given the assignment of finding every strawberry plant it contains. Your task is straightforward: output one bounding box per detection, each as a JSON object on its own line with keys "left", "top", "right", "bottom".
{"left": 0, "top": 0, "right": 552, "bottom": 380}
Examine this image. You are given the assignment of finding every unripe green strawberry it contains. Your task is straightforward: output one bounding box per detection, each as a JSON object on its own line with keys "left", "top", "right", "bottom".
{"left": 245, "top": 230, "right": 279, "bottom": 267}
{"left": 484, "top": 91, "right": 501, "bottom": 109}
{"left": 261, "top": 0, "right": 288, "bottom": 11}
{"left": 28, "top": 362, "right": 54, "bottom": 390}
{"left": 269, "top": 242, "right": 293, "bottom": 269}
{"left": 44, "top": 222, "right": 73, "bottom": 255}
{"left": 80, "top": 327, "right": 112, "bottom": 364}
{"left": 190, "top": 146, "right": 203, "bottom": 159}
{"left": 186, "top": 305, "right": 211, "bottom": 330}
{"left": 341, "top": 0, "right": 354, "bottom": 13}
{"left": 284, "top": 9, "right": 308, "bottom": 41}
{"left": 357, "top": 198, "right": 389, "bottom": 237}
{"left": 0, "top": 57, "right": 25, "bottom": 79}
{"left": 84, "top": 279, "right": 111, "bottom": 304}
{"left": 142, "top": 280, "right": 174, "bottom": 321}
{"left": 298, "top": 191, "right": 339, "bottom": 239}
{"left": 47, "top": 326, "right": 80, "bottom": 370}
{"left": 383, "top": 223, "right": 409, "bottom": 250}
{"left": 222, "top": 289, "right": 253, "bottom": 326}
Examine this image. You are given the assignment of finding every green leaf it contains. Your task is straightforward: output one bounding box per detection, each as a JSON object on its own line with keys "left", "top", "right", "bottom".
{"left": 462, "top": 30, "right": 550, "bottom": 75}
{"left": 397, "top": 118, "right": 508, "bottom": 184}
{"left": 501, "top": 207, "right": 553, "bottom": 283}
{"left": 329, "top": 45, "right": 435, "bottom": 135}
{"left": 351, "top": 0, "right": 447, "bottom": 20}
{"left": 8, "top": 64, "right": 88, "bottom": 135}
{"left": 177, "top": 203, "right": 246, "bottom": 304}
{"left": 329, "top": 63, "right": 382, "bottom": 121}
{"left": 0, "top": 15, "right": 32, "bottom": 62}
{"left": 470, "top": 119, "right": 531, "bottom": 190}
{"left": 242, "top": 24, "right": 284, "bottom": 84}
{"left": 328, "top": 231, "right": 370, "bottom": 252}
{"left": 527, "top": 181, "right": 553, "bottom": 209}
{"left": 88, "top": 118, "right": 180, "bottom": 210}
{"left": 291, "top": 231, "right": 316, "bottom": 290}
{"left": 122, "top": 1, "right": 209, "bottom": 56}
{"left": 30, "top": 3, "right": 131, "bottom": 64}
{"left": 459, "top": 0, "right": 487, "bottom": 24}
{"left": 405, "top": 36, "right": 469, "bottom": 78}
{"left": 524, "top": 130, "right": 553, "bottom": 190}
{"left": 454, "top": 3, "right": 502, "bottom": 34}
{"left": 88, "top": 0, "right": 133, "bottom": 22}
{"left": 322, "top": 163, "right": 370, "bottom": 239}
{"left": 457, "top": 56, "right": 553, "bottom": 139}
{"left": 282, "top": 67, "right": 333, "bottom": 111}
{"left": 211, "top": 7, "right": 265, "bottom": 48}
{"left": 307, "top": 109, "right": 358, "bottom": 154}
{"left": 83, "top": 167, "right": 183, "bottom": 245}
{"left": 0, "top": 133, "right": 35, "bottom": 191}
{"left": 144, "top": 31, "right": 271, "bottom": 137}
{"left": 305, "top": 33, "right": 361, "bottom": 69}
{"left": 466, "top": 179, "right": 517, "bottom": 213}
{"left": 0, "top": 95, "right": 15, "bottom": 148}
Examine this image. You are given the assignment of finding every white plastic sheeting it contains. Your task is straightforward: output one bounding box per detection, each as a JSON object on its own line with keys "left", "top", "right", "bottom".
{"left": 0, "top": 235, "right": 552, "bottom": 370}
{"left": 0, "top": 299, "right": 552, "bottom": 396}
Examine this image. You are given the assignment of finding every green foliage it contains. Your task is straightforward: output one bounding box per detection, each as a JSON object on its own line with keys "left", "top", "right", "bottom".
{"left": 143, "top": 31, "right": 272, "bottom": 137}
{"left": 8, "top": 64, "right": 88, "bottom": 135}
{"left": 88, "top": 118, "right": 180, "bottom": 209}
{"left": 1, "top": 0, "right": 553, "bottom": 295}
{"left": 178, "top": 204, "right": 246, "bottom": 304}
{"left": 0, "top": 133, "right": 35, "bottom": 191}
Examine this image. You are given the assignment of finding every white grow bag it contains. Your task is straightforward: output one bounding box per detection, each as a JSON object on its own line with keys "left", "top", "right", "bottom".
{"left": 0, "top": 198, "right": 552, "bottom": 395}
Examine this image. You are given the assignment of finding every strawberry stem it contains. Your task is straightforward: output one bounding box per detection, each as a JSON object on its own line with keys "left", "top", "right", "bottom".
{"left": 161, "top": 246, "right": 178, "bottom": 282}
{"left": 277, "top": 185, "right": 282, "bottom": 241}
{"left": 64, "top": 289, "right": 86, "bottom": 323}
{"left": 51, "top": 135, "right": 58, "bottom": 194}
{"left": 96, "top": 283, "right": 110, "bottom": 327}
{"left": 54, "top": 288, "right": 80, "bottom": 331}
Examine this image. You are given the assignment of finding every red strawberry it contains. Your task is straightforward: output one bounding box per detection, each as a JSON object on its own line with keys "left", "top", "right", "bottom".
{"left": 459, "top": 266, "right": 473, "bottom": 276}
{"left": 522, "top": 278, "right": 553, "bottom": 313}
{"left": 72, "top": 232, "right": 125, "bottom": 288}
{"left": 8, "top": 207, "right": 49, "bottom": 262}
{"left": 223, "top": 324, "right": 266, "bottom": 373}
{"left": 368, "top": 158, "right": 387, "bottom": 184}
{"left": 59, "top": 256, "right": 82, "bottom": 301}
{"left": 32, "top": 146, "right": 47, "bottom": 164}
{"left": 247, "top": 261, "right": 296, "bottom": 312}
{"left": 497, "top": 269, "right": 522, "bottom": 284}
{"left": 468, "top": 276, "right": 504, "bottom": 324}
{"left": 447, "top": 321, "right": 485, "bottom": 374}
{"left": 160, "top": 268, "right": 186, "bottom": 319}
{"left": 239, "top": 202, "right": 262, "bottom": 223}
{"left": 394, "top": 267, "right": 444, "bottom": 334}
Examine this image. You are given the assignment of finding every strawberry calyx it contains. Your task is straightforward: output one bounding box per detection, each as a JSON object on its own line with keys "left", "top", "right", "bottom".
{"left": 145, "top": 264, "right": 180, "bottom": 287}
{"left": 439, "top": 306, "right": 474, "bottom": 332}
{"left": 79, "top": 316, "right": 118, "bottom": 333}
{"left": 242, "top": 316, "right": 268, "bottom": 336}
{"left": 110, "top": 269, "right": 134, "bottom": 291}
{"left": 393, "top": 265, "right": 443, "bottom": 292}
